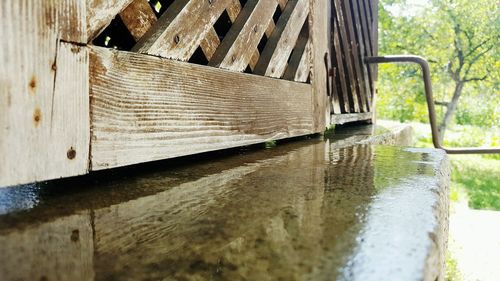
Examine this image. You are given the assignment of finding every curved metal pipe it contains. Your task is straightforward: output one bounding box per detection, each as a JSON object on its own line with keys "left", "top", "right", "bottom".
{"left": 365, "top": 55, "right": 499, "bottom": 154}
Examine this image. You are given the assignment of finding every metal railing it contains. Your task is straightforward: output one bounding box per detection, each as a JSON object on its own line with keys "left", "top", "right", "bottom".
{"left": 365, "top": 55, "right": 499, "bottom": 154}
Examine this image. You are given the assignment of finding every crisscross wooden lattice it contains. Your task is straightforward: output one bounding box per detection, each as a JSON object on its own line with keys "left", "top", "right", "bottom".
{"left": 90, "top": 0, "right": 311, "bottom": 82}
{"left": 330, "top": 0, "right": 378, "bottom": 119}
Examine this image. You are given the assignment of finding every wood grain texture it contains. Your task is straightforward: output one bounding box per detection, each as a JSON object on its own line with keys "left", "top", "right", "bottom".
{"left": 309, "top": 0, "right": 330, "bottom": 132}
{"left": 119, "top": 0, "right": 157, "bottom": 41}
{"left": 132, "top": 0, "right": 232, "bottom": 61}
{"left": 294, "top": 41, "right": 311, "bottom": 83}
{"left": 0, "top": 1, "right": 89, "bottom": 187}
{"left": 254, "top": 0, "right": 310, "bottom": 78}
{"left": 200, "top": 29, "right": 221, "bottom": 60}
{"left": 87, "top": 0, "right": 135, "bottom": 41}
{"left": 208, "top": 0, "right": 278, "bottom": 72}
{"left": 90, "top": 46, "right": 315, "bottom": 170}
{"left": 283, "top": 23, "right": 310, "bottom": 81}
{"left": 347, "top": 0, "right": 372, "bottom": 111}
{"left": 332, "top": 0, "right": 360, "bottom": 113}
{"left": 340, "top": 0, "right": 369, "bottom": 112}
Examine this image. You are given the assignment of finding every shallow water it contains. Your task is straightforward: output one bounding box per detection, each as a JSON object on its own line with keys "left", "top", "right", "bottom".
{"left": 0, "top": 127, "right": 446, "bottom": 281}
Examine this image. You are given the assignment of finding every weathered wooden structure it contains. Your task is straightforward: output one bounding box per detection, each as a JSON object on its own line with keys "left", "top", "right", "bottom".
{"left": 0, "top": 0, "right": 378, "bottom": 187}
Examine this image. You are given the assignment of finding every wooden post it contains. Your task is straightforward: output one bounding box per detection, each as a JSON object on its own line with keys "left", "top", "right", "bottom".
{"left": 309, "top": 0, "right": 331, "bottom": 132}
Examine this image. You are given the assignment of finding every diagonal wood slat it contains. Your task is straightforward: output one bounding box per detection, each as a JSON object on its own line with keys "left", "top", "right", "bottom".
{"left": 282, "top": 22, "right": 309, "bottom": 81}
{"left": 208, "top": 0, "right": 278, "bottom": 72}
{"left": 119, "top": 0, "right": 157, "bottom": 41}
{"left": 132, "top": 0, "right": 233, "bottom": 61}
{"left": 87, "top": 0, "right": 135, "bottom": 42}
{"left": 254, "top": 0, "right": 310, "bottom": 78}
{"left": 293, "top": 41, "right": 311, "bottom": 82}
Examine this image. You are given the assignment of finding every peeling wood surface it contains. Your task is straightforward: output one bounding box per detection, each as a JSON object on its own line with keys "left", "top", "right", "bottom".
{"left": 119, "top": 0, "right": 157, "bottom": 41}
{"left": 87, "top": 0, "right": 135, "bottom": 41}
{"left": 0, "top": 1, "right": 89, "bottom": 187}
{"left": 90, "top": 47, "right": 315, "bottom": 170}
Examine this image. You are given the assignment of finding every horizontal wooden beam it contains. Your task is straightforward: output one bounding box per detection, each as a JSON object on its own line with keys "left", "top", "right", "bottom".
{"left": 90, "top": 47, "right": 315, "bottom": 170}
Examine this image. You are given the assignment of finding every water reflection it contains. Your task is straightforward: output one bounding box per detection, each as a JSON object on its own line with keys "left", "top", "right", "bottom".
{"left": 0, "top": 131, "right": 446, "bottom": 281}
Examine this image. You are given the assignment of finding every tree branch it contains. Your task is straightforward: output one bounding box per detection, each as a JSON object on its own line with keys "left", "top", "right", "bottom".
{"left": 463, "top": 75, "right": 488, "bottom": 82}
{"left": 464, "top": 38, "right": 493, "bottom": 59}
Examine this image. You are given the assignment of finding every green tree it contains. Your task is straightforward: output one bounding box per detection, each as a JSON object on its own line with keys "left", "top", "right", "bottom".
{"left": 378, "top": 0, "right": 499, "bottom": 140}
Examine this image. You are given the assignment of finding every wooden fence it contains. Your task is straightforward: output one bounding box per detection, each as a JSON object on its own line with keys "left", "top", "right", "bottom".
{"left": 0, "top": 0, "right": 377, "bottom": 187}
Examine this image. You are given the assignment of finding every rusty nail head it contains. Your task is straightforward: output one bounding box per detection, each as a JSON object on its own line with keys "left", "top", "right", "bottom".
{"left": 67, "top": 147, "right": 76, "bottom": 160}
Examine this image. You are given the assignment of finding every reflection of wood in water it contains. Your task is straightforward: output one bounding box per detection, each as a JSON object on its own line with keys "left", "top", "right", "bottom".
{"left": 92, "top": 143, "right": 329, "bottom": 281}
{"left": 0, "top": 212, "right": 94, "bottom": 281}
{"left": 0, "top": 142, "right": 381, "bottom": 281}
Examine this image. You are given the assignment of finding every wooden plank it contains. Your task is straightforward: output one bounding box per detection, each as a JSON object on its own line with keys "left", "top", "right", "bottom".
{"left": 340, "top": 0, "right": 369, "bottom": 112}
{"left": 330, "top": 112, "right": 373, "bottom": 125}
{"left": 282, "top": 23, "right": 309, "bottom": 81}
{"left": 0, "top": 1, "right": 89, "bottom": 187}
{"left": 332, "top": 0, "right": 360, "bottom": 113}
{"left": 308, "top": 0, "right": 330, "bottom": 132}
{"left": 208, "top": 0, "right": 278, "bottom": 72}
{"left": 119, "top": 0, "right": 157, "bottom": 41}
{"left": 90, "top": 46, "right": 315, "bottom": 170}
{"left": 87, "top": 0, "right": 135, "bottom": 42}
{"left": 132, "top": 0, "right": 232, "bottom": 61}
{"left": 254, "top": 0, "right": 310, "bottom": 78}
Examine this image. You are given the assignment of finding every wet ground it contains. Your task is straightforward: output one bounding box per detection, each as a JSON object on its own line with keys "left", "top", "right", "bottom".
{"left": 0, "top": 126, "right": 449, "bottom": 281}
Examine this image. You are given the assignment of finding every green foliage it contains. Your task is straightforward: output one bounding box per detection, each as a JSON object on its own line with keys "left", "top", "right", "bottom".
{"left": 377, "top": 0, "right": 499, "bottom": 129}
{"left": 450, "top": 155, "right": 500, "bottom": 210}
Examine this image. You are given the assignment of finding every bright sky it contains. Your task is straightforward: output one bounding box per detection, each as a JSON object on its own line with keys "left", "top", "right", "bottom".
{"left": 386, "top": 0, "right": 430, "bottom": 17}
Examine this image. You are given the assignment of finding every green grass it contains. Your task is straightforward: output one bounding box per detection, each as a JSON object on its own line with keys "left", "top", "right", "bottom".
{"left": 445, "top": 251, "right": 463, "bottom": 281}
{"left": 450, "top": 155, "right": 500, "bottom": 210}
